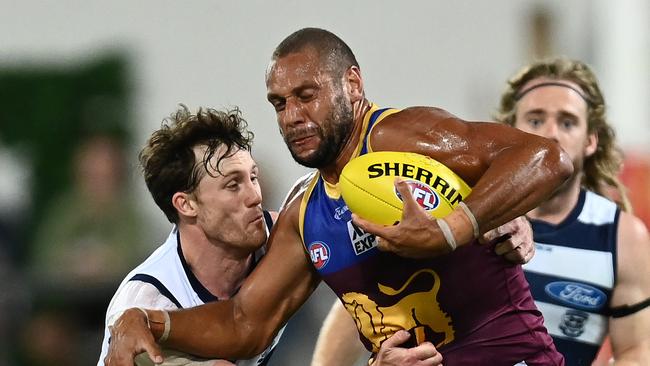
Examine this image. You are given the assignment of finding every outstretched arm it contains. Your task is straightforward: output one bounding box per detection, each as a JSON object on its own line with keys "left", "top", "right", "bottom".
{"left": 355, "top": 107, "right": 572, "bottom": 257}
{"left": 609, "top": 212, "right": 650, "bottom": 364}
{"left": 105, "top": 199, "right": 321, "bottom": 365}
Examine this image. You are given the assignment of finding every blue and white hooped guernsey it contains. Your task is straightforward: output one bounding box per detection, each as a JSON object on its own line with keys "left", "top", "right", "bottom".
{"left": 98, "top": 210, "right": 283, "bottom": 366}
{"left": 524, "top": 189, "right": 619, "bottom": 365}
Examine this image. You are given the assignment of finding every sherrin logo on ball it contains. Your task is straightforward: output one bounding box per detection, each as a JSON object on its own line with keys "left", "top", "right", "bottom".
{"left": 340, "top": 151, "right": 471, "bottom": 225}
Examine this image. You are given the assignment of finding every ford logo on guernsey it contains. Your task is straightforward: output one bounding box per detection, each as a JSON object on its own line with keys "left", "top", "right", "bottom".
{"left": 545, "top": 281, "right": 607, "bottom": 310}
{"left": 395, "top": 180, "right": 440, "bottom": 211}
{"left": 309, "top": 242, "right": 331, "bottom": 270}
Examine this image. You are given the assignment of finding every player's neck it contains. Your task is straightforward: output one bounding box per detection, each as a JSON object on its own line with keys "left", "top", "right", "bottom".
{"left": 320, "top": 98, "right": 371, "bottom": 183}
{"left": 527, "top": 172, "right": 583, "bottom": 224}
{"left": 178, "top": 226, "right": 253, "bottom": 299}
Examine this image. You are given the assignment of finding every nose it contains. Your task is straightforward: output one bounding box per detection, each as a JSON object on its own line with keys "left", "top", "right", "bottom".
{"left": 541, "top": 119, "right": 560, "bottom": 142}
{"left": 243, "top": 180, "right": 263, "bottom": 207}
{"left": 280, "top": 97, "right": 305, "bottom": 128}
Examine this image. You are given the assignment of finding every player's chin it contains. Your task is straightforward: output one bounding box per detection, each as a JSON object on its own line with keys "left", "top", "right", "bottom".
{"left": 246, "top": 223, "right": 267, "bottom": 244}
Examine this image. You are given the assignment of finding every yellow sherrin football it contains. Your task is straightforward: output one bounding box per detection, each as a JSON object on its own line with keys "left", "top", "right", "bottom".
{"left": 340, "top": 151, "right": 472, "bottom": 225}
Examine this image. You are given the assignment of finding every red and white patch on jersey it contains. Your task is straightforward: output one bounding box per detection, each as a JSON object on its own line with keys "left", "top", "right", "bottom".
{"left": 308, "top": 241, "right": 331, "bottom": 270}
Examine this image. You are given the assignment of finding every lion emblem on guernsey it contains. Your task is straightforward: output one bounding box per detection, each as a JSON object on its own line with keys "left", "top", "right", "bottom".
{"left": 341, "top": 269, "right": 454, "bottom": 352}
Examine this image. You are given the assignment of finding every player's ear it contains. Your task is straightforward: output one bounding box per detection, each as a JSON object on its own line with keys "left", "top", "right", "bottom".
{"left": 172, "top": 191, "right": 198, "bottom": 218}
{"left": 585, "top": 131, "right": 598, "bottom": 157}
{"left": 345, "top": 66, "right": 364, "bottom": 103}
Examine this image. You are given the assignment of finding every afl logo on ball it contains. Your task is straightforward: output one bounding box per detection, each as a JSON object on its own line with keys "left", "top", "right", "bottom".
{"left": 395, "top": 180, "right": 440, "bottom": 211}
{"left": 309, "top": 242, "right": 331, "bottom": 270}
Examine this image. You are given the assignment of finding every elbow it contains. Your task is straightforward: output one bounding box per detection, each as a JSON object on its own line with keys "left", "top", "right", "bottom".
{"left": 231, "top": 307, "right": 278, "bottom": 358}
{"left": 237, "top": 326, "right": 276, "bottom": 358}
{"left": 556, "top": 144, "right": 574, "bottom": 181}
{"left": 542, "top": 139, "right": 574, "bottom": 183}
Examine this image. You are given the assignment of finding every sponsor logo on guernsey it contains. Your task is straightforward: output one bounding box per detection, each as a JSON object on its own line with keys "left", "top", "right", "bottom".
{"left": 334, "top": 205, "right": 350, "bottom": 220}
{"left": 309, "top": 241, "right": 331, "bottom": 270}
{"left": 395, "top": 180, "right": 440, "bottom": 211}
{"left": 560, "top": 309, "right": 589, "bottom": 337}
{"left": 367, "top": 162, "right": 463, "bottom": 205}
{"left": 545, "top": 281, "right": 607, "bottom": 310}
{"left": 347, "top": 220, "right": 377, "bottom": 255}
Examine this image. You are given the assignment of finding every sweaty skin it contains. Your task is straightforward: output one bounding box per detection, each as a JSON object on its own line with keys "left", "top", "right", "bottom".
{"left": 142, "top": 96, "right": 569, "bottom": 361}
{"left": 104, "top": 41, "right": 572, "bottom": 365}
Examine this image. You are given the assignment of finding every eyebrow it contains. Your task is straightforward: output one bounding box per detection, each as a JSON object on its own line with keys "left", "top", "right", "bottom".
{"left": 221, "top": 164, "right": 258, "bottom": 178}
{"left": 523, "top": 108, "right": 579, "bottom": 120}
{"left": 522, "top": 108, "right": 546, "bottom": 115}
{"left": 267, "top": 81, "right": 320, "bottom": 101}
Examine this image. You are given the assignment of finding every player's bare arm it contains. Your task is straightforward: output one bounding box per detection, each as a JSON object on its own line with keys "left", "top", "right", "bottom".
{"left": 158, "top": 197, "right": 319, "bottom": 357}
{"left": 105, "top": 197, "right": 321, "bottom": 365}
{"left": 608, "top": 212, "right": 650, "bottom": 364}
{"left": 353, "top": 107, "right": 572, "bottom": 256}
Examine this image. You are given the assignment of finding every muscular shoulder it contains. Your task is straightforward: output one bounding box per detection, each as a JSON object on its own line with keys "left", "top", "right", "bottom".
{"left": 374, "top": 107, "right": 461, "bottom": 137}
{"left": 368, "top": 106, "right": 495, "bottom": 184}
{"left": 370, "top": 106, "right": 469, "bottom": 151}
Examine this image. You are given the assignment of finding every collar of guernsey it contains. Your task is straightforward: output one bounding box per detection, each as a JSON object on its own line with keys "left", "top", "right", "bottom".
{"left": 298, "top": 103, "right": 400, "bottom": 242}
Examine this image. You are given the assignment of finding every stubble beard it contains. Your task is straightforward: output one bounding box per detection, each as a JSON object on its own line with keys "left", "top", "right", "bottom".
{"left": 286, "top": 94, "right": 354, "bottom": 168}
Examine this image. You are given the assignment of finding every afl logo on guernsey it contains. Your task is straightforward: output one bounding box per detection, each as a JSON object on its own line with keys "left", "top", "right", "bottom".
{"left": 545, "top": 281, "right": 607, "bottom": 310}
{"left": 309, "top": 242, "right": 331, "bottom": 270}
{"left": 395, "top": 180, "right": 440, "bottom": 211}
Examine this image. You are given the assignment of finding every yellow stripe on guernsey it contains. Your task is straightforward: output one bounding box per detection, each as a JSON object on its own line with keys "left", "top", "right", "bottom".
{"left": 365, "top": 107, "right": 400, "bottom": 154}
{"left": 298, "top": 104, "right": 400, "bottom": 243}
{"left": 299, "top": 172, "right": 319, "bottom": 243}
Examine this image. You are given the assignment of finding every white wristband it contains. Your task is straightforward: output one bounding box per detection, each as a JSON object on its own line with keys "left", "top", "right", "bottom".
{"left": 158, "top": 309, "right": 171, "bottom": 343}
{"left": 459, "top": 202, "right": 480, "bottom": 238}
{"left": 436, "top": 218, "right": 457, "bottom": 251}
{"left": 136, "top": 307, "right": 150, "bottom": 326}
{"left": 137, "top": 307, "right": 170, "bottom": 343}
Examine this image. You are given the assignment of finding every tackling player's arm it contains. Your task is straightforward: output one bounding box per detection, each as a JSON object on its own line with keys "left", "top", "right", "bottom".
{"left": 608, "top": 212, "right": 650, "bottom": 364}
{"left": 355, "top": 107, "right": 572, "bottom": 257}
{"left": 105, "top": 197, "right": 321, "bottom": 365}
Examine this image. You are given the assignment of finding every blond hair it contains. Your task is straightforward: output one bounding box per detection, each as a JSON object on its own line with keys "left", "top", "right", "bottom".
{"left": 494, "top": 58, "right": 630, "bottom": 211}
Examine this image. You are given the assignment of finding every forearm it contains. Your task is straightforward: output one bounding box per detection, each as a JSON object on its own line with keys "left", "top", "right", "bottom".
{"left": 312, "top": 301, "right": 367, "bottom": 366}
{"left": 145, "top": 301, "right": 257, "bottom": 359}
{"left": 150, "top": 252, "right": 319, "bottom": 358}
{"left": 466, "top": 139, "right": 572, "bottom": 233}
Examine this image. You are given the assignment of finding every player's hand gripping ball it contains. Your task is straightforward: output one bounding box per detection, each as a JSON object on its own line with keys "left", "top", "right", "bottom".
{"left": 340, "top": 151, "right": 472, "bottom": 225}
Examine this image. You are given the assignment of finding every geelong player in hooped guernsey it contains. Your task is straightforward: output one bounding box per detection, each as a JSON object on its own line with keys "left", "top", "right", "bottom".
{"left": 524, "top": 190, "right": 617, "bottom": 364}
{"left": 300, "top": 105, "right": 563, "bottom": 365}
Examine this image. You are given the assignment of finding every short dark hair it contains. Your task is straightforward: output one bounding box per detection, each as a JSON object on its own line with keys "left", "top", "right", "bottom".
{"left": 140, "top": 105, "right": 254, "bottom": 223}
{"left": 272, "top": 27, "right": 359, "bottom": 77}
